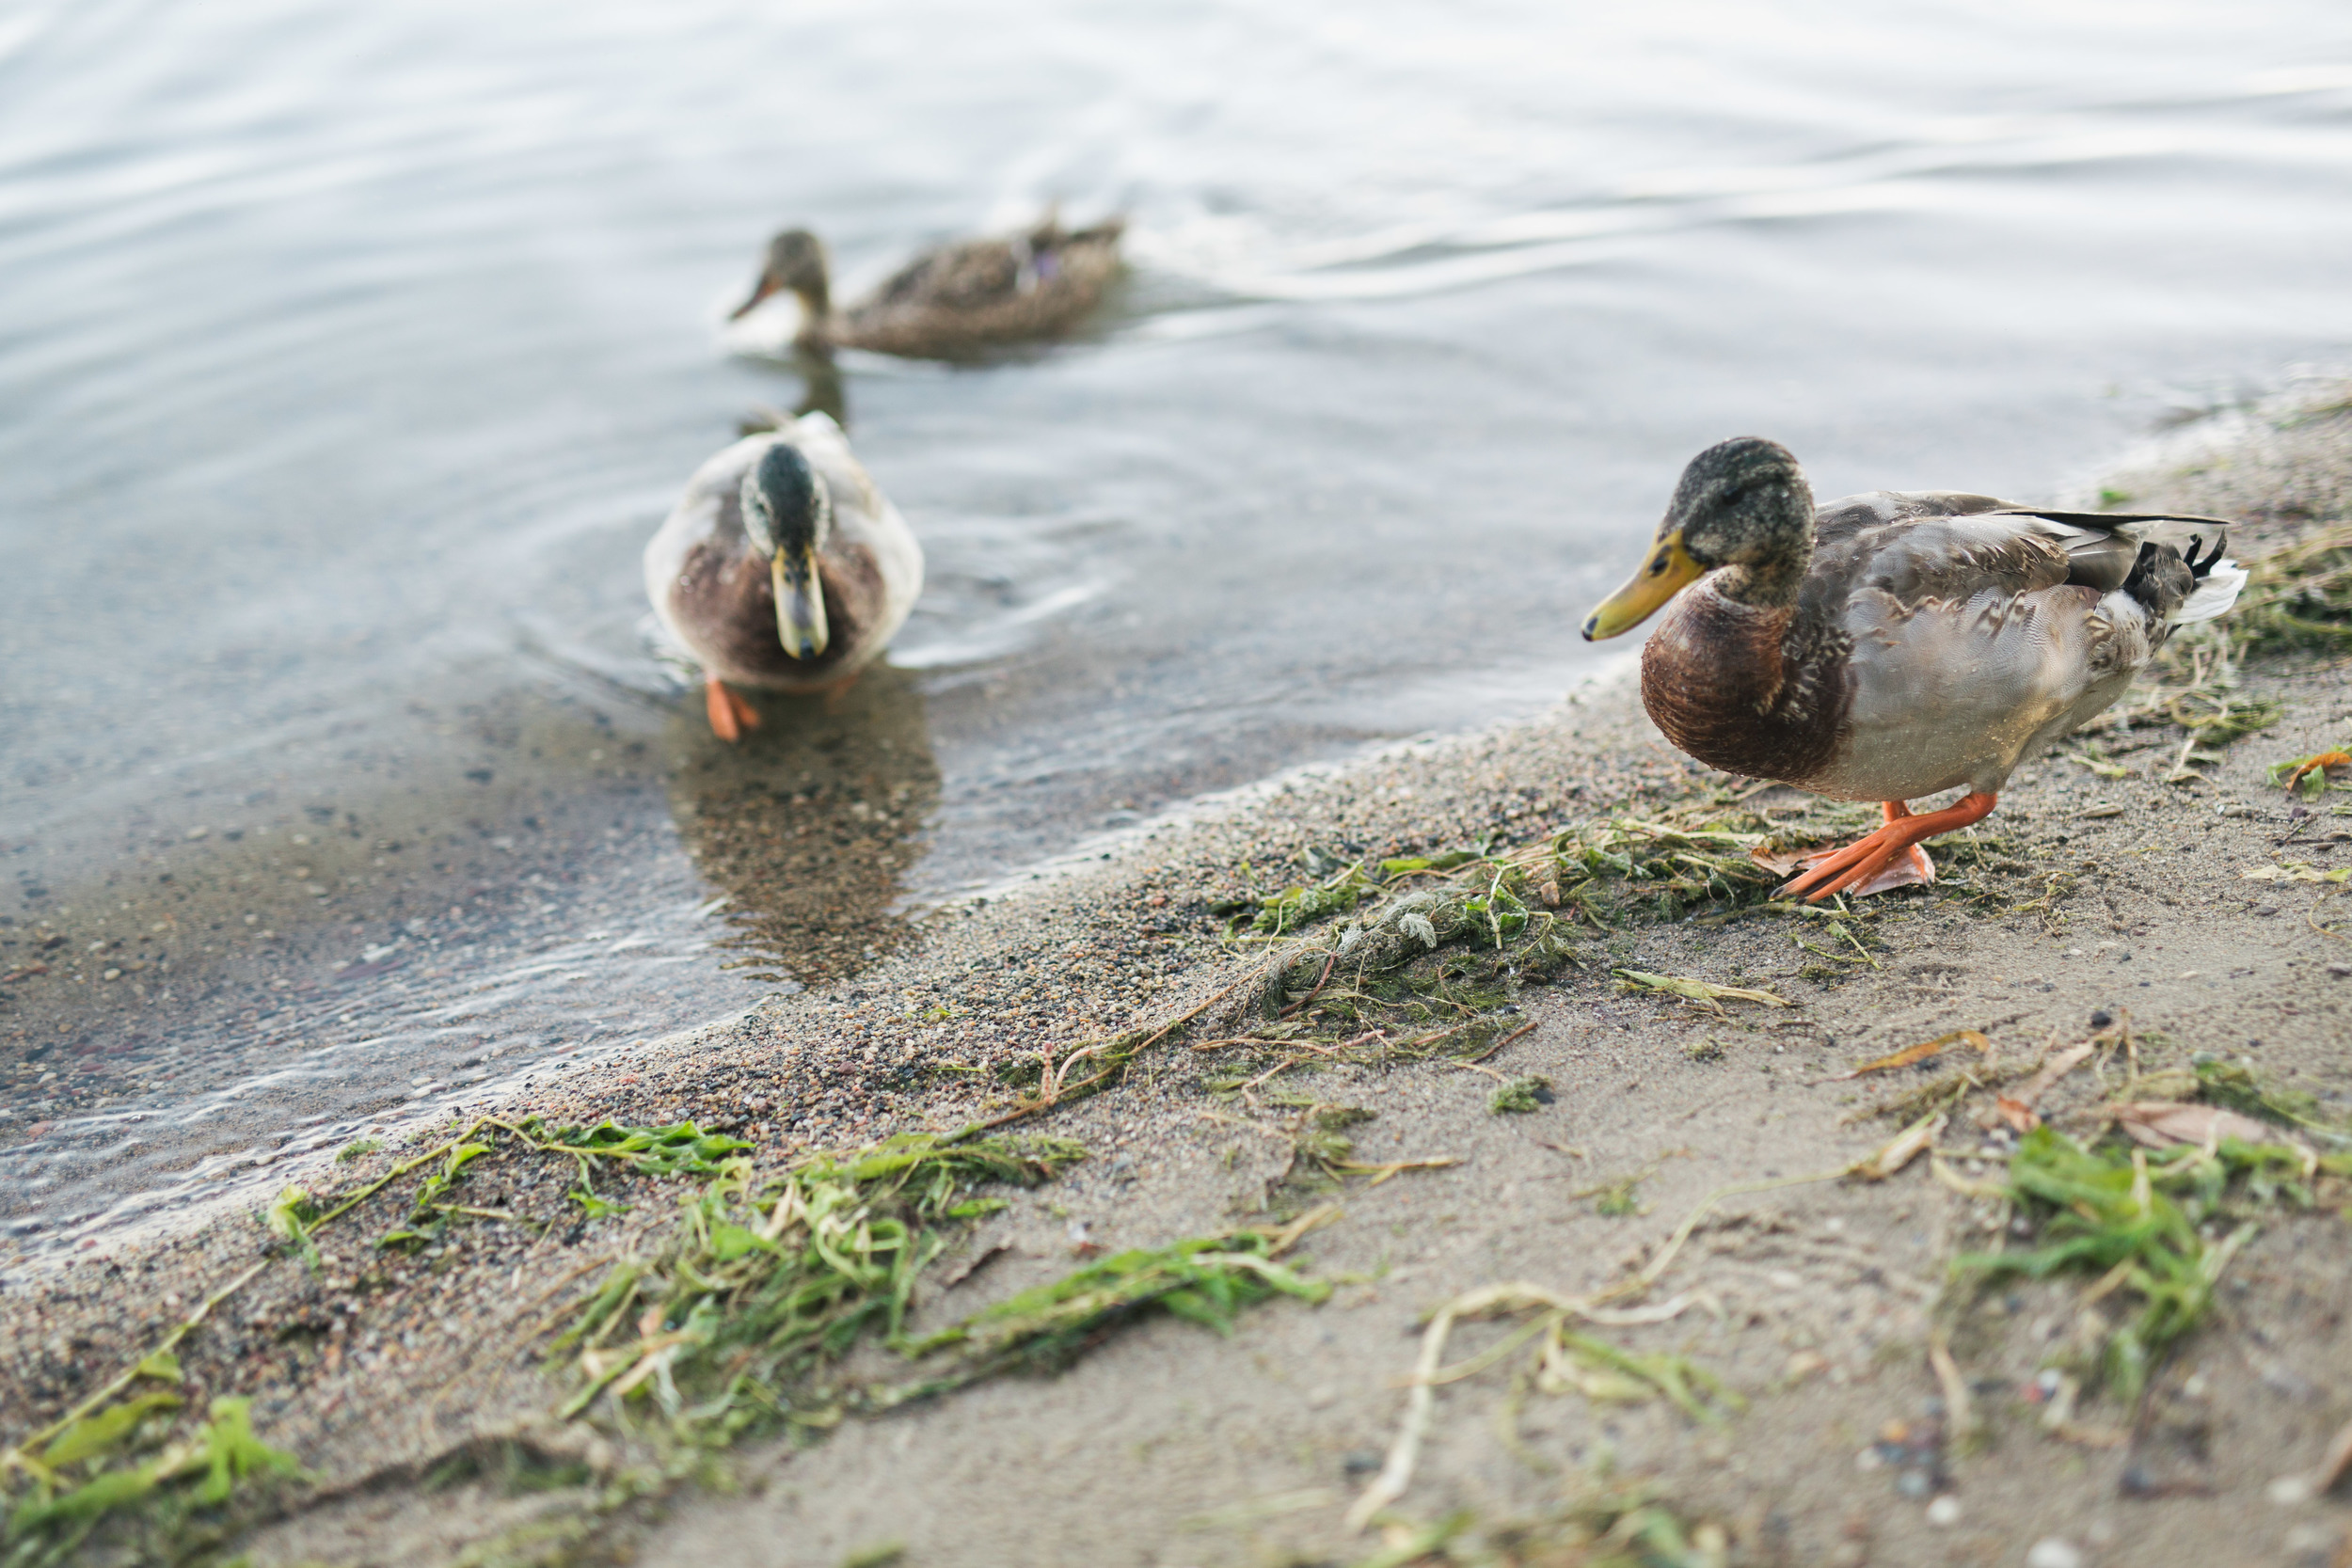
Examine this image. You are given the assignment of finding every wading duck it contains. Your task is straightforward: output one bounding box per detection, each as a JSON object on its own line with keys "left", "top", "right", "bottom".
{"left": 1581, "top": 437, "right": 2245, "bottom": 901}
{"left": 728, "top": 213, "right": 1124, "bottom": 360}
{"left": 644, "top": 413, "right": 923, "bottom": 741}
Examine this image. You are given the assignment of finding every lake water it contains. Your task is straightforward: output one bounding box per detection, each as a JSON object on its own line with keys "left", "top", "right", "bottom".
{"left": 7, "top": 0, "right": 2352, "bottom": 1256}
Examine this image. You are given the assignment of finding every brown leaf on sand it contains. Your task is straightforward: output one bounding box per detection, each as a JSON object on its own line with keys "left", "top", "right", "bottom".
{"left": 2111, "top": 1102, "right": 2315, "bottom": 1171}
{"left": 2319, "top": 1412, "right": 2352, "bottom": 1497}
{"left": 2017, "top": 1041, "right": 2096, "bottom": 1107}
{"left": 1994, "top": 1039, "right": 2097, "bottom": 1132}
{"left": 1851, "top": 1114, "right": 1945, "bottom": 1181}
{"left": 1751, "top": 843, "right": 1933, "bottom": 897}
{"left": 1829, "top": 1029, "right": 1991, "bottom": 1083}
{"left": 2284, "top": 750, "right": 2352, "bottom": 794}
{"left": 1994, "top": 1096, "right": 2041, "bottom": 1133}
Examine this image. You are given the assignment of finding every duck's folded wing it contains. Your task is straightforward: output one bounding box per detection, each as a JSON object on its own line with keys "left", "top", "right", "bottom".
{"left": 861, "top": 239, "right": 1020, "bottom": 311}
{"left": 1805, "top": 499, "right": 2076, "bottom": 621}
{"left": 1814, "top": 492, "right": 2235, "bottom": 604}
{"left": 1984, "top": 507, "right": 2233, "bottom": 541}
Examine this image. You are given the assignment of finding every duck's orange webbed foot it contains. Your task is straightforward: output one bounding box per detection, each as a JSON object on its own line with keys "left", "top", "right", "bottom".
{"left": 704, "top": 677, "right": 762, "bottom": 743}
{"left": 1777, "top": 793, "right": 1998, "bottom": 904}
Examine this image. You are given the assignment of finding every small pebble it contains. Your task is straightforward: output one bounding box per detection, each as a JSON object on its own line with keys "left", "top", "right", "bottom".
{"left": 2089, "top": 1009, "right": 2111, "bottom": 1029}
{"left": 2025, "top": 1540, "right": 2082, "bottom": 1568}
{"left": 2268, "top": 1474, "right": 2315, "bottom": 1506}
{"left": 1924, "top": 1495, "right": 1962, "bottom": 1527}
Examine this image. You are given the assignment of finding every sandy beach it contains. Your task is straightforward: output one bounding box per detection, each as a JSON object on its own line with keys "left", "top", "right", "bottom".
{"left": 6, "top": 388, "right": 2351, "bottom": 1567}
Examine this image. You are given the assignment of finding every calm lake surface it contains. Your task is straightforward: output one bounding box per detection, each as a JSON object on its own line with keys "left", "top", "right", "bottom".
{"left": 7, "top": 0, "right": 2352, "bottom": 1254}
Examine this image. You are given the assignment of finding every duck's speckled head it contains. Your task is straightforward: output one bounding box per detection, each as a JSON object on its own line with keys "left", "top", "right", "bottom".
{"left": 730, "top": 228, "right": 831, "bottom": 323}
{"left": 740, "top": 441, "right": 833, "bottom": 659}
{"left": 1582, "top": 436, "right": 1815, "bottom": 640}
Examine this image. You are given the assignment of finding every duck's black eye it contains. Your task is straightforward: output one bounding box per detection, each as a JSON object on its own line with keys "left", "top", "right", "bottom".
{"left": 1719, "top": 484, "right": 1747, "bottom": 508}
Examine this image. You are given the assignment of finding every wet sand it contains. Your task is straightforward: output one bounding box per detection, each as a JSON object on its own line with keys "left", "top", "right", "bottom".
{"left": 6, "top": 391, "right": 2352, "bottom": 1566}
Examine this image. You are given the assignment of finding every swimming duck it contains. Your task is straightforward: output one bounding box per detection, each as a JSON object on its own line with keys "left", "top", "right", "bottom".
{"left": 728, "top": 213, "right": 1124, "bottom": 360}
{"left": 1581, "top": 437, "right": 2245, "bottom": 901}
{"left": 644, "top": 413, "right": 923, "bottom": 741}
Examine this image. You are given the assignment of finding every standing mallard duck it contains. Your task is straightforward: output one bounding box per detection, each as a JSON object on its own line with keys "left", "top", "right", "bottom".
{"left": 644, "top": 413, "right": 922, "bottom": 741}
{"left": 1582, "top": 437, "right": 2245, "bottom": 901}
{"left": 728, "top": 213, "right": 1124, "bottom": 360}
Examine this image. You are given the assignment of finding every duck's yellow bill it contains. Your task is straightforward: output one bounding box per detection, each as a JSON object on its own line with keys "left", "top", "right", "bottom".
{"left": 1581, "top": 531, "right": 1705, "bottom": 641}
{"left": 773, "top": 548, "right": 831, "bottom": 659}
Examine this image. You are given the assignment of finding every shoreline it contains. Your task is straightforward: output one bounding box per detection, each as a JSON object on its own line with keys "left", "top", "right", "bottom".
{"left": 7, "top": 388, "right": 2352, "bottom": 1567}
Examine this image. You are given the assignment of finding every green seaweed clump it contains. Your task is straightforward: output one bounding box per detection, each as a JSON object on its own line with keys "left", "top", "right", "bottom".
{"left": 2, "top": 1372, "right": 302, "bottom": 1568}
{"left": 895, "top": 1231, "right": 1329, "bottom": 1400}
{"left": 1488, "top": 1077, "right": 1554, "bottom": 1115}
{"left": 377, "top": 1118, "right": 755, "bottom": 1250}
{"left": 555, "top": 1132, "right": 1083, "bottom": 1436}
{"left": 1252, "top": 874, "right": 1375, "bottom": 937}
{"left": 1955, "top": 1126, "right": 2318, "bottom": 1402}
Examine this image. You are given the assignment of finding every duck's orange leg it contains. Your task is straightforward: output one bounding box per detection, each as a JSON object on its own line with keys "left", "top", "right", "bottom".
{"left": 704, "top": 677, "right": 761, "bottom": 743}
{"left": 1778, "top": 793, "right": 1998, "bottom": 904}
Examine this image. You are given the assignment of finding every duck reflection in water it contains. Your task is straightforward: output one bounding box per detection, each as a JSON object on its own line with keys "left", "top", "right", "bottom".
{"left": 738, "top": 349, "right": 847, "bottom": 431}
{"left": 663, "top": 661, "right": 940, "bottom": 989}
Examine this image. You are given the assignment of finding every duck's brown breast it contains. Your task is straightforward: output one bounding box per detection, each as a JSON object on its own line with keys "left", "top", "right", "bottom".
{"left": 1639, "top": 587, "right": 1851, "bottom": 785}
{"left": 672, "top": 540, "right": 882, "bottom": 689}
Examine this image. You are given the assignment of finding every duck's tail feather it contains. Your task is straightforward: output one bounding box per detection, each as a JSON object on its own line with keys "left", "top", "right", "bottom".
{"left": 2173, "top": 559, "right": 2248, "bottom": 624}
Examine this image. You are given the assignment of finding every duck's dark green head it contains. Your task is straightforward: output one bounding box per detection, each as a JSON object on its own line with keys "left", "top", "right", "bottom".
{"left": 731, "top": 229, "right": 831, "bottom": 322}
{"left": 1582, "top": 436, "right": 1815, "bottom": 640}
{"left": 740, "top": 441, "right": 833, "bottom": 659}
